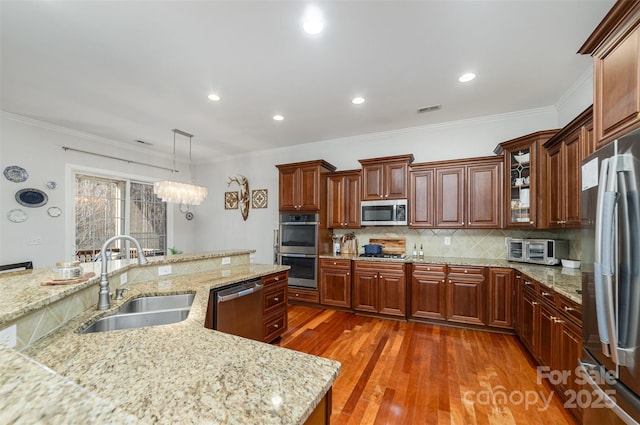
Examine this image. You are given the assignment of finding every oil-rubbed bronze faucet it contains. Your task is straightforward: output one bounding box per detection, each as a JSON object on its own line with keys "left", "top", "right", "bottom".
{"left": 97, "top": 235, "right": 148, "bottom": 310}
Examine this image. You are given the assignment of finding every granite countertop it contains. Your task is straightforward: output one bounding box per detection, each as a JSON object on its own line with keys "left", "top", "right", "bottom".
{"left": 2, "top": 259, "right": 341, "bottom": 425}
{"left": 319, "top": 253, "right": 582, "bottom": 304}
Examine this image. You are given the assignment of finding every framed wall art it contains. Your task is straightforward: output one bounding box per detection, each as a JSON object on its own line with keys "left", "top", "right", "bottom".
{"left": 224, "top": 191, "right": 239, "bottom": 209}
{"left": 251, "top": 189, "right": 268, "bottom": 209}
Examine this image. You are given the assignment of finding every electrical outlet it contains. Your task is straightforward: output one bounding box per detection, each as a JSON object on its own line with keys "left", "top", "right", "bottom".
{"left": 444, "top": 236, "right": 451, "bottom": 246}
{"left": 222, "top": 269, "right": 231, "bottom": 277}
{"left": 0, "top": 325, "right": 17, "bottom": 348}
{"left": 221, "top": 257, "right": 231, "bottom": 265}
{"left": 120, "top": 272, "right": 128, "bottom": 285}
{"left": 158, "top": 265, "right": 172, "bottom": 276}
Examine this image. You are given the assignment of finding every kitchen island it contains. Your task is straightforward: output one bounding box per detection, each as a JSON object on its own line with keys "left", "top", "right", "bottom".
{"left": 0, "top": 250, "right": 341, "bottom": 424}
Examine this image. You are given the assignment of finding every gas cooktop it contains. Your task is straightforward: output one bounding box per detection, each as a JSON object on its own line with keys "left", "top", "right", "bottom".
{"left": 358, "top": 253, "right": 406, "bottom": 259}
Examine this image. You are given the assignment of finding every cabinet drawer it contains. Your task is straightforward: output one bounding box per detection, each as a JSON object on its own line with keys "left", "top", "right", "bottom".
{"left": 448, "top": 265, "right": 484, "bottom": 277}
{"left": 263, "top": 309, "right": 287, "bottom": 343}
{"left": 263, "top": 271, "right": 288, "bottom": 287}
{"left": 354, "top": 260, "right": 405, "bottom": 272}
{"left": 320, "top": 258, "right": 351, "bottom": 269}
{"left": 522, "top": 276, "right": 538, "bottom": 293}
{"left": 413, "top": 263, "right": 446, "bottom": 274}
{"left": 557, "top": 295, "right": 583, "bottom": 325}
{"left": 538, "top": 287, "right": 557, "bottom": 304}
{"left": 288, "top": 288, "right": 319, "bottom": 303}
{"left": 264, "top": 284, "right": 287, "bottom": 315}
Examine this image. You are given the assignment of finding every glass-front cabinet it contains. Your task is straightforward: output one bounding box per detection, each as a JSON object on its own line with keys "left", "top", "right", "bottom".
{"left": 496, "top": 130, "right": 558, "bottom": 228}
{"left": 508, "top": 148, "right": 532, "bottom": 225}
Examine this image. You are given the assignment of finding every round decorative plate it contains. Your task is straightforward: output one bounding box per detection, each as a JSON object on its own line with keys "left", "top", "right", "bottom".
{"left": 3, "top": 165, "right": 28, "bottom": 183}
{"left": 7, "top": 209, "right": 27, "bottom": 223}
{"left": 15, "top": 188, "right": 48, "bottom": 208}
{"left": 47, "top": 206, "right": 62, "bottom": 217}
{"left": 45, "top": 181, "right": 57, "bottom": 190}
{"left": 185, "top": 212, "right": 194, "bottom": 221}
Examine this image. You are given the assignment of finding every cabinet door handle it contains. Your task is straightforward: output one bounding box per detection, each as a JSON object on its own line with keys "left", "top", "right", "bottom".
{"left": 541, "top": 291, "right": 552, "bottom": 297}
{"left": 532, "top": 301, "right": 538, "bottom": 305}
{"left": 524, "top": 281, "right": 533, "bottom": 286}
{"left": 564, "top": 306, "right": 575, "bottom": 312}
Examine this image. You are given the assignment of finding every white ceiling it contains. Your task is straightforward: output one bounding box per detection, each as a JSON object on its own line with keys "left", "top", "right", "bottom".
{"left": 0, "top": 0, "right": 614, "bottom": 161}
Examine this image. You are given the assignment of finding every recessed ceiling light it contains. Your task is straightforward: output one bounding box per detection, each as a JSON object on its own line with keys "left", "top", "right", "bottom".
{"left": 273, "top": 114, "right": 284, "bottom": 121}
{"left": 302, "top": 6, "right": 324, "bottom": 35}
{"left": 207, "top": 93, "right": 221, "bottom": 101}
{"left": 458, "top": 73, "right": 476, "bottom": 83}
{"left": 352, "top": 97, "right": 365, "bottom": 105}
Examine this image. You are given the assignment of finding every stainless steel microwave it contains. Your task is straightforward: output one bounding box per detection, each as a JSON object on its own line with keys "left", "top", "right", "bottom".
{"left": 506, "top": 238, "right": 569, "bottom": 265}
{"left": 361, "top": 199, "right": 408, "bottom": 226}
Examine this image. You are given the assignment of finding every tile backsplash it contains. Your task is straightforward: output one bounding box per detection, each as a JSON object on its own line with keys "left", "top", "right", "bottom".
{"left": 334, "top": 227, "right": 582, "bottom": 260}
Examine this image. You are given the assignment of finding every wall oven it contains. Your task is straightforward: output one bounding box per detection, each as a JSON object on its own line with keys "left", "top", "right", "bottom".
{"left": 278, "top": 213, "right": 319, "bottom": 289}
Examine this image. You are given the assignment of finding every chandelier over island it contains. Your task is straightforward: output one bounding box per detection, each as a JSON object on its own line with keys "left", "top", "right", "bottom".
{"left": 153, "top": 129, "right": 208, "bottom": 206}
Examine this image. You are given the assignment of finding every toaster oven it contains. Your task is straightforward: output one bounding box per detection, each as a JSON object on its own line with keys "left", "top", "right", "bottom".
{"left": 506, "top": 238, "right": 569, "bottom": 265}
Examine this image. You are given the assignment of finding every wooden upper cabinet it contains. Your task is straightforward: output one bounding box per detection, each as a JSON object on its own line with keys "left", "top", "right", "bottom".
{"left": 276, "top": 160, "right": 336, "bottom": 212}
{"left": 410, "top": 156, "right": 502, "bottom": 229}
{"left": 408, "top": 168, "right": 435, "bottom": 227}
{"left": 327, "top": 170, "right": 361, "bottom": 229}
{"left": 436, "top": 166, "right": 465, "bottom": 228}
{"left": 359, "top": 154, "right": 414, "bottom": 200}
{"left": 579, "top": 1, "right": 640, "bottom": 148}
{"left": 495, "top": 130, "right": 557, "bottom": 228}
{"left": 543, "top": 106, "right": 593, "bottom": 229}
{"left": 467, "top": 159, "right": 502, "bottom": 228}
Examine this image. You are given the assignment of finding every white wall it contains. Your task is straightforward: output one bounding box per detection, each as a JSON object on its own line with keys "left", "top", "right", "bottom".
{"left": 555, "top": 68, "right": 594, "bottom": 127}
{"left": 0, "top": 113, "right": 195, "bottom": 268}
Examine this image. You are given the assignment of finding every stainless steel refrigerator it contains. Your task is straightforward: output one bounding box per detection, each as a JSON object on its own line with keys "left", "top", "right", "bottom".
{"left": 580, "top": 129, "right": 640, "bottom": 425}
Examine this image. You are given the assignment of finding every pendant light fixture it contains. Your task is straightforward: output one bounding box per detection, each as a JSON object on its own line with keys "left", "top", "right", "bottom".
{"left": 153, "top": 129, "right": 208, "bottom": 206}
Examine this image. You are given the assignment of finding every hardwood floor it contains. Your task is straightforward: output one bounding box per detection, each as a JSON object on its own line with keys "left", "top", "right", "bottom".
{"left": 276, "top": 305, "right": 579, "bottom": 425}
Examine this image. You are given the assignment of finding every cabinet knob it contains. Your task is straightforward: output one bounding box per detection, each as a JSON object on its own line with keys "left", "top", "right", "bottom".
{"left": 464, "top": 270, "right": 468, "bottom": 274}
{"left": 448, "top": 279, "right": 452, "bottom": 283}
{"left": 461, "top": 222, "right": 464, "bottom": 225}
{"left": 275, "top": 276, "right": 279, "bottom": 281}
{"left": 295, "top": 293, "right": 299, "bottom": 297}
{"left": 409, "top": 222, "right": 412, "bottom": 225}
{"left": 426, "top": 267, "right": 431, "bottom": 271}
{"left": 274, "top": 324, "right": 279, "bottom": 328}
{"left": 442, "top": 279, "right": 445, "bottom": 283}
{"left": 333, "top": 261, "right": 337, "bottom": 265}
{"left": 530, "top": 221, "right": 535, "bottom": 225}
{"left": 380, "top": 195, "right": 384, "bottom": 198}
{"left": 516, "top": 275, "right": 522, "bottom": 279}
{"left": 385, "top": 194, "right": 389, "bottom": 198}
{"left": 274, "top": 297, "right": 279, "bottom": 302}
{"left": 532, "top": 301, "right": 538, "bottom": 305}
{"left": 347, "top": 272, "right": 350, "bottom": 276}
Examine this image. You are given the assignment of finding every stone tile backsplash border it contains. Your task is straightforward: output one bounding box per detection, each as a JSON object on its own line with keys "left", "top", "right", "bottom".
{"left": 333, "top": 227, "right": 582, "bottom": 260}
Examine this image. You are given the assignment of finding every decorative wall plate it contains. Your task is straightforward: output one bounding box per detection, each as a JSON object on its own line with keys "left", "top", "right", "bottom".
{"left": 47, "top": 206, "right": 62, "bottom": 217}
{"left": 45, "top": 181, "right": 57, "bottom": 190}
{"left": 224, "top": 191, "right": 239, "bottom": 209}
{"left": 3, "top": 165, "right": 28, "bottom": 183}
{"left": 15, "top": 188, "right": 48, "bottom": 207}
{"left": 251, "top": 189, "right": 268, "bottom": 209}
{"left": 7, "top": 209, "right": 27, "bottom": 223}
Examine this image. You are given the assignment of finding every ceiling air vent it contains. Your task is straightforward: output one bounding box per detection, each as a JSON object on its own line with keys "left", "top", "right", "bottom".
{"left": 417, "top": 104, "right": 441, "bottom": 114}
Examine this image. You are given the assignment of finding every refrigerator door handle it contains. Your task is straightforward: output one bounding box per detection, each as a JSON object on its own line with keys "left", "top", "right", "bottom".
{"left": 595, "top": 158, "right": 614, "bottom": 358}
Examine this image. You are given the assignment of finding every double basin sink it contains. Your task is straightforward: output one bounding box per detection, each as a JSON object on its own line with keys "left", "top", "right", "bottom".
{"left": 80, "top": 293, "right": 195, "bottom": 334}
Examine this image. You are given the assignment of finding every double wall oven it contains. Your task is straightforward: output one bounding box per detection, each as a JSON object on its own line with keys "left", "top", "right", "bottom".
{"left": 278, "top": 213, "right": 318, "bottom": 289}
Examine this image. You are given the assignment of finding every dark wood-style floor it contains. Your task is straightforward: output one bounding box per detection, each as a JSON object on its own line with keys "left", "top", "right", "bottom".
{"left": 276, "top": 305, "right": 579, "bottom": 425}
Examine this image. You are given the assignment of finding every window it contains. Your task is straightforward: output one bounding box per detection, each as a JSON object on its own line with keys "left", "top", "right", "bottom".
{"left": 75, "top": 174, "right": 166, "bottom": 262}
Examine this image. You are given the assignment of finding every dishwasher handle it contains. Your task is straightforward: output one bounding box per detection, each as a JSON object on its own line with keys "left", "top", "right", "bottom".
{"left": 217, "top": 281, "right": 263, "bottom": 303}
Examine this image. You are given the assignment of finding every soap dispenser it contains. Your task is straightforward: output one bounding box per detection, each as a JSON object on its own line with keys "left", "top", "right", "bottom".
{"left": 412, "top": 244, "right": 417, "bottom": 258}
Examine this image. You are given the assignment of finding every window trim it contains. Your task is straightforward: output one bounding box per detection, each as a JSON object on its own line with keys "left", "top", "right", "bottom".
{"left": 65, "top": 164, "right": 174, "bottom": 261}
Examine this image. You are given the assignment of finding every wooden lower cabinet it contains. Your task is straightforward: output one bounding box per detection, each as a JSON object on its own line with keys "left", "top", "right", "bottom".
{"left": 515, "top": 273, "right": 583, "bottom": 422}
{"left": 487, "top": 268, "right": 514, "bottom": 329}
{"left": 410, "top": 264, "right": 446, "bottom": 320}
{"left": 262, "top": 271, "right": 288, "bottom": 343}
{"left": 353, "top": 261, "right": 406, "bottom": 318}
{"left": 446, "top": 266, "right": 485, "bottom": 325}
{"left": 319, "top": 258, "right": 352, "bottom": 308}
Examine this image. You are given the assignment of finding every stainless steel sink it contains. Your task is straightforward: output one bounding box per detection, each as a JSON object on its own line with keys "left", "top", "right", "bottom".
{"left": 79, "top": 293, "right": 195, "bottom": 334}
{"left": 117, "top": 293, "right": 195, "bottom": 313}
{"left": 80, "top": 309, "right": 191, "bottom": 333}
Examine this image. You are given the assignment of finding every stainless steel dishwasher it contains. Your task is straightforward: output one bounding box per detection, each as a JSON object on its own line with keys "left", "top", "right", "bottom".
{"left": 212, "top": 278, "right": 263, "bottom": 341}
